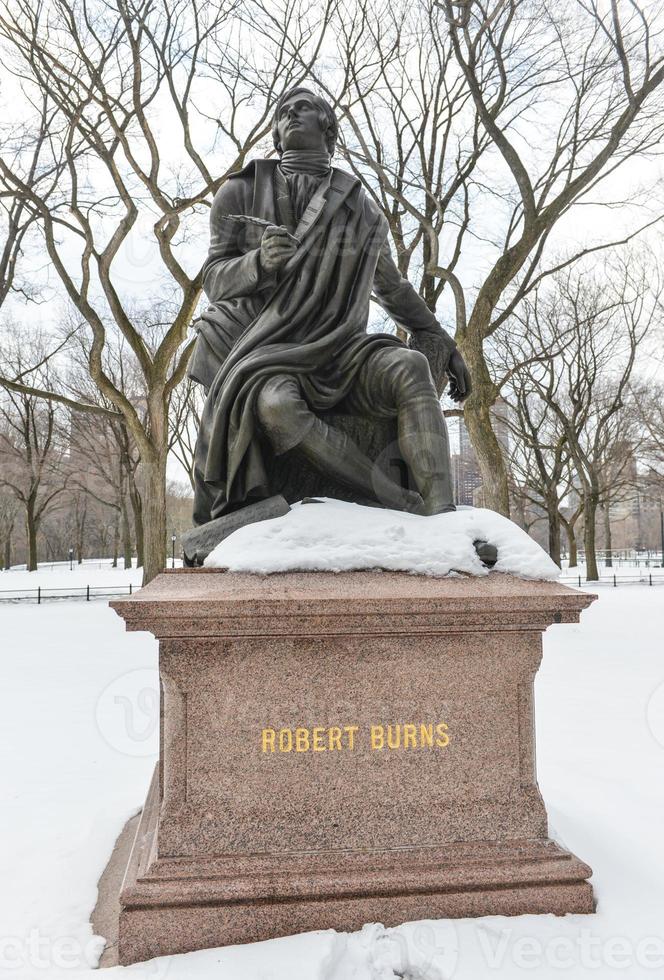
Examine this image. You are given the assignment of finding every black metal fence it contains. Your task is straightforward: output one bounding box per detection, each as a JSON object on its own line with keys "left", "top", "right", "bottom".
{"left": 0, "top": 584, "right": 135, "bottom": 603}
{"left": 1, "top": 574, "right": 663, "bottom": 603}
{"left": 560, "top": 573, "right": 664, "bottom": 588}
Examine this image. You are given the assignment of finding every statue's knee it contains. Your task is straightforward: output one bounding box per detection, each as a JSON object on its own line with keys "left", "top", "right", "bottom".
{"left": 256, "top": 376, "right": 301, "bottom": 432}
{"left": 394, "top": 348, "right": 435, "bottom": 395}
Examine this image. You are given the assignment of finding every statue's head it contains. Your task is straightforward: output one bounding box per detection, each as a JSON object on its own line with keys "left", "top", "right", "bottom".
{"left": 272, "top": 87, "right": 338, "bottom": 156}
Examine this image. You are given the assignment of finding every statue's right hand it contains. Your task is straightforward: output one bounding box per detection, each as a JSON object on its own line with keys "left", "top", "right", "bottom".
{"left": 260, "top": 225, "right": 298, "bottom": 273}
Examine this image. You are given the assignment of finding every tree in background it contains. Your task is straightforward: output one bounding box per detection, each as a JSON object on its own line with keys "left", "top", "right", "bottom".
{"left": 318, "top": 0, "right": 664, "bottom": 514}
{"left": 0, "top": 488, "right": 19, "bottom": 570}
{"left": 0, "top": 329, "right": 70, "bottom": 570}
{"left": 1, "top": 0, "right": 663, "bottom": 577}
{"left": 168, "top": 377, "right": 203, "bottom": 492}
{"left": 0, "top": 0, "right": 335, "bottom": 582}
{"left": 500, "top": 255, "right": 658, "bottom": 579}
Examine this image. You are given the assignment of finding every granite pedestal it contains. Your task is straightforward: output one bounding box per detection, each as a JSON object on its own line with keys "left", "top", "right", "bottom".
{"left": 109, "top": 570, "right": 595, "bottom": 965}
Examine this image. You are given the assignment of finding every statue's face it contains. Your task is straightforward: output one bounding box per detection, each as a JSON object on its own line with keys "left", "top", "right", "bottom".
{"left": 276, "top": 94, "right": 326, "bottom": 153}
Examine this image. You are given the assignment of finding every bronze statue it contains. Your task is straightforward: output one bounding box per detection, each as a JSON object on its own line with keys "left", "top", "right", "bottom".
{"left": 187, "top": 86, "right": 472, "bottom": 545}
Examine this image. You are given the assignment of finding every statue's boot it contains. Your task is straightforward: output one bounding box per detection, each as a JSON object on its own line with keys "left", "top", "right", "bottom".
{"left": 397, "top": 395, "right": 456, "bottom": 515}
{"left": 295, "top": 417, "right": 423, "bottom": 513}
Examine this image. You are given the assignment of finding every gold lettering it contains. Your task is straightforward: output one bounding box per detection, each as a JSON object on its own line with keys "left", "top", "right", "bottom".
{"left": 371, "top": 725, "right": 384, "bottom": 750}
{"left": 262, "top": 721, "right": 450, "bottom": 754}
{"left": 312, "top": 727, "right": 326, "bottom": 752}
{"left": 328, "top": 726, "right": 342, "bottom": 751}
{"left": 279, "top": 728, "right": 293, "bottom": 752}
{"left": 436, "top": 722, "right": 450, "bottom": 748}
{"left": 403, "top": 723, "right": 417, "bottom": 748}
{"left": 387, "top": 725, "right": 401, "bottom": 749}
{"left": 344, "top": 725, "right": 359, "bottom": 750}
{"left": 420, "top": 723, "right": 433, "bottom": 747}
{"left": 262, "top": 728, "right": 276, "bottom": 753}
{"left": 295, "top": 727, "right": 310, "bottom": 752}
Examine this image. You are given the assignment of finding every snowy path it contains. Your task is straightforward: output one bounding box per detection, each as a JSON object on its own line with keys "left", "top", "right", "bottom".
{"left": 1, "top": 586, "right": 663, "bottom": 979}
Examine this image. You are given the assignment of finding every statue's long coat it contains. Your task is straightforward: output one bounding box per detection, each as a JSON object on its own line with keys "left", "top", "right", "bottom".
{"left": 189, "top": 160, "right": 456, "bottom": 515}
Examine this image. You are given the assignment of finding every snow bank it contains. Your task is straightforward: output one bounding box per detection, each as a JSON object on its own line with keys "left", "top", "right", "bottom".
{"left": 205, "top": 498, "right": 560, "bottom": 580}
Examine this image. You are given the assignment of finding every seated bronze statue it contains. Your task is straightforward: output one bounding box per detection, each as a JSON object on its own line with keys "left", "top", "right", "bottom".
{"left": 187, "top": 86, "right": 475, "bottom": 550}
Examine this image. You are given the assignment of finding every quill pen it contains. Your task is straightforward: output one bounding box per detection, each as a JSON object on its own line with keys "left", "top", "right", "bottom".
{"left": 225, "top": 213, "right": 301, "bottom": 245}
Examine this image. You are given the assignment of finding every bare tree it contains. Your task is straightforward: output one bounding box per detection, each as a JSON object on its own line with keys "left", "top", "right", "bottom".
{"left": 321, "top": 0, "right": 664, "bottom": 514}
{"left": 558, "top": 469, "right": 584, "bottom": 569}
{"left": 0, "top": 329, "right": 70, "bottom": 570}
{"left": 501, "top": 255, "right": 657, "bottom": 579}
{"left": 64, "top": 326, "right": 147, "bottom": 566}
{"left": 503, "top": 380, "right": 572, "bottom": 567}
{"left": 635, "top": 381, "right": 664, "bottom": 465}
{"left": 168, "top": 376, "right": 203, "bottom": 491}
{"left": 0, "top": 0, "right": 335, "bottom": 582}
{"left": 0, "top": 488, "right": 19, "bottom": 569}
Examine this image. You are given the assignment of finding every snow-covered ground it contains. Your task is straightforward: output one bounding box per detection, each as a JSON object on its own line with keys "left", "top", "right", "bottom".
{"left": 2, "top": 584, "right": 664, "bottom": 979}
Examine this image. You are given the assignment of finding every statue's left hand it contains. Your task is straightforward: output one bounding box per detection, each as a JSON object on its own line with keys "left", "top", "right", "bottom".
{"left": 446, "top": 348, "right": 472, "bottom": 403}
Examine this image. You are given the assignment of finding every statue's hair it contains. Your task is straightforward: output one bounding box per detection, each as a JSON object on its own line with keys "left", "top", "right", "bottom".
{"left": 271, "top": 87, "right": 337, "bottom": 156}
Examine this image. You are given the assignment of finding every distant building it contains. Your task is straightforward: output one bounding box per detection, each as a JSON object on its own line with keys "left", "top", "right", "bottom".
{"left": 451, "top": 400, "right": 510, "bottom": 507}
{"left": 452, "top": 419, "right": 482, "bottom": 506}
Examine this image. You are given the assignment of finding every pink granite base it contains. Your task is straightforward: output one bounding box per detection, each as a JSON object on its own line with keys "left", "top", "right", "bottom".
{"left": 110, "top": 571, "right": 595, "bottom": 964}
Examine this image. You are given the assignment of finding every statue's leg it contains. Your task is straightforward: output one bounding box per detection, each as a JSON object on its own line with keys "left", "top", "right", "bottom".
{"left": 354, "top": 348, "right": 456, "bottom": 516}
{"left": 256, "top": 374, "right": 423, "bottom": 511}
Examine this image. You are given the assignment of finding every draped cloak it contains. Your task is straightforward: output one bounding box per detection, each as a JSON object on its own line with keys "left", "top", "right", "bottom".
{"left": 189, "top": 159, "right": 456, "bottom": 516}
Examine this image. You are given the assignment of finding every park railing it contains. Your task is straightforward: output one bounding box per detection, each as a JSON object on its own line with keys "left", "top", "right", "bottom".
{"left": 0, "top": 583, "right": 135, "bottom": 603}
{"left": 0, "top": 574, "right": 663, "bottom": 603}
{"left": 559, "top": 573, "right": 664, "bottom": 588}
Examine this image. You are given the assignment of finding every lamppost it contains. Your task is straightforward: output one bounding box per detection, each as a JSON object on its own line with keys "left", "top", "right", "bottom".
{"left": 171, "top": 533, "right": 176, "bottom": 569}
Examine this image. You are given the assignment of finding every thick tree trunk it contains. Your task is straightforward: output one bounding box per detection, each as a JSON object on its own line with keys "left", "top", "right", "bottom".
{"left": 460, "top": 347, "right": 509, "bottom": 515}
{"left": 26, "top": 499, "right": 38, "bottom": 572}
{"left": 547, "top": 502, "right": 562, "bottom": 567}
{"left": 603, "top": 502, "right": 613, "bottom": 568}
{"left": 129, "top": 481, "right": 144, "bottom": 569}
{"left": 140, "top": 449, "right": 168, "bottom": 585}
{"left": 584, "top": 492, "right": 599, "bottom": 581}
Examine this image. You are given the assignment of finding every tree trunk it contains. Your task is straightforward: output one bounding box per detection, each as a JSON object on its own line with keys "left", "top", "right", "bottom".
{"left": 567, "top": 524, "right": 578, "bottom": 569}
{"left": 140, "top": 449, "right": 168, "bottom": 585}
{"left": 112, "top": 508, "right": 119, "bottom": 568}
{"left": 584, "top": 492, "right": 599, "bottom": 581}
{"left": 560, "top": 512, "right": 580, "bottom": 569}
{"left": 120, "top": 493, "right": 132, "bottom": 569}
{"left": 3, "top": 531, "right": 10, "bottom": 570}
{"left": 460, "top": 346, "right": 509, "bottom": 515}
{"left": 603, "top": 502, "right": 613, "bottom": 568}
{"left": 25, "top": 499, "right": 38, "bottom": 572}
{"left": 547, "top": 499, "right": 562, "bottom": 567}
{"left": 458, "top": 288, "right": 514, "bottom": 517}
{"left": 129, "top": 481, "right": 144, "bottom": 569}
{"left": 76, "top": 512, "right": 85, "bottom": 563}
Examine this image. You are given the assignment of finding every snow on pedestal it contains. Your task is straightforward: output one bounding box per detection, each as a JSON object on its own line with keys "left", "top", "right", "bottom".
{"left": 205, "top": 498, "right": 560, "bottom": 580}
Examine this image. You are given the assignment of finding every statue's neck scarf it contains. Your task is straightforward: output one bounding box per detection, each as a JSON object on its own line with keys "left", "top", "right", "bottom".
{"left": 278, "top": 150, "right": 332, "bottom": 223}
{"left": 279, "top": 149, "right": 331, "bottom": 177}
